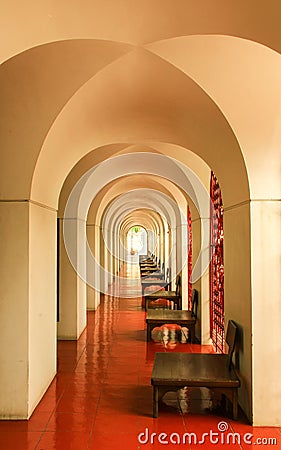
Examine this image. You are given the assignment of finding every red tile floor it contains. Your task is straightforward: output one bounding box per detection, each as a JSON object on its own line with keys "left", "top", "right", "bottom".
{"left": 0, "top": 263, "right": 280, "bottom": 449}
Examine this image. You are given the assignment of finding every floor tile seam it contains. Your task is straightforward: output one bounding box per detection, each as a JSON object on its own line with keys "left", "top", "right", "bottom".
{"left": 52, "top": 392, "right": 98, "bottom": 412}
{"left": 32, "top": 387, "right": 68, "bottom": 450}
{"left": 34, "top": 430, "right": 48, "bottom": 450}
{"left": 60, "top": 344, "right": 95, "bottom": 377}
{"left": 87, "top": 391, "right": 104, "bottom": 449}
{"left": 42, "top": 408, "right": 98, "bottom": 421}
{"left": 0, "top": 427, "right": 44, "bottom": 435}
{"left": 42, "top": 386, "right": 69, "bottom": 419}
{"left": 86, "top": 386, "right": 120, "bottom": 449}
{"left": 56, "top": 327, "right": 111, "bottom": 394}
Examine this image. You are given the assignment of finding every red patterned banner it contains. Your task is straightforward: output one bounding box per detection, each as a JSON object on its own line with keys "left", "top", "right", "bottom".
{"left": 210, "top": 171, "right": 225, "bottom": 353}
{"left": 188, "top": 206, "right": 192, "bottom": 310}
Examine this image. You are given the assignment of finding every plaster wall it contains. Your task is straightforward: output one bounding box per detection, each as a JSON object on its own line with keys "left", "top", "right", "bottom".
{"left": 251, "top": 200, "right": 281, "bottom": 426}
{"left": 57, "top": 219, "right": 86, "bottom": 339}
{"left": 0, "top": 202, "right": 57, "bottom": 418}
{"left": 0, "top": 202, "right": 29, "bottom": 418}
{"left": 224, "top": 202, "right": 252, "bottom": 421}
{"left": 28, "top": 203, "right": 57, "bottom": 417}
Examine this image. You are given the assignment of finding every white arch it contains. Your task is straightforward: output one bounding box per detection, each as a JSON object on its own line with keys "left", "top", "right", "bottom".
{"left": 63, "top": 153, "right": 212, "bottom": 294}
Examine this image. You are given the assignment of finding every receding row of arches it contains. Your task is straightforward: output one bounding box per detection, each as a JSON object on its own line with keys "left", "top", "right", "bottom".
{"left": 1, "top": 129, "right": 279, "bottom": 427}
{"left": 0, "top": 9, "right": 280, "bottom": 427}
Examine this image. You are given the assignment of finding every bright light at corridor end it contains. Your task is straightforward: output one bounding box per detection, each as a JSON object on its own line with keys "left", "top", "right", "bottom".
{"left": 63, "top": 152, "right": 217, "bottom": 298}
{"left": 127, "top": 226, "right": 147, "bottom": 255}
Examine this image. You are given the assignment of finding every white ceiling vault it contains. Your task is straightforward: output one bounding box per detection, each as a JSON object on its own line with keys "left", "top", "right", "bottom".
{"left": 1, "top": 0, "right": 280, "bottom": 232}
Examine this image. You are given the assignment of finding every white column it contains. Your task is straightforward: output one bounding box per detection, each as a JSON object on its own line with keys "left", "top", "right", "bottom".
{"left": 86, "top": 224, "right": 100, "bottom": 310}
{"left": 224, "top": 202, "right": 252, "bottom": 421}
{"left": 101, "top": 227, "right": 109, "bottom": 292}
{"left": 58, "top": 217, "right": 86, "bottom": 339}
{"left": 178, "top": 223, "right": 188, "bottom": 309}
{"left": 164, "top": 225, "right": 170, "bottom": 273}
{"left": 251, "top": 200, "right": 281, "bottom": 426}
{"left": 0, "top": 201, "right": 56, "bottom": 419}
{"left": 171, "top": 226, "right": 177, "bottom": 289}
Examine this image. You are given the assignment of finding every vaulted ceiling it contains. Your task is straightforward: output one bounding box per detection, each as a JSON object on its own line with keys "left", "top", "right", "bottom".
{"left": 1, "top": 1, "right": 280, "bottom": 228}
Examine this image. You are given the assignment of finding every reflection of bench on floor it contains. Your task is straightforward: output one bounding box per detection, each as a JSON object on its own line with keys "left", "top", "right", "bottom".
{"left": 146, "top": 289, "right": 198, "bottom": 341}
{"left": 151, "top": 320, "right": 240, "bottom": 419}
{"left": 146, "top": 310, "right": 196, "bottom": 343}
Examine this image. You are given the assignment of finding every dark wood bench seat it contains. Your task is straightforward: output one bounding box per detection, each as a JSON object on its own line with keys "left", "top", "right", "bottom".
{"left": 140, "top": 265, "right": 155, "bottom": 269}
{"left": 141, "top": 271, "right": 165, "bottom": 279}
{"left": 145, "top": 275, "right": 181, "bottom": 310}
{"left": 151, "top": 320, "right": 240, "bottom": 419}
{"left": 146, "top": 309, "right": 196, "bottom": 343}
{"left": 141, "top": 280, "right": 167, "bottom": 296}
{"left": 145, "top": 289, "right": 181, "bottom": 310}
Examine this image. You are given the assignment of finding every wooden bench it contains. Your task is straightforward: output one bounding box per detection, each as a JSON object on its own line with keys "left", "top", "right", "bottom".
{"left": 141, "top": 270, "right": 165, "bottom": 279}
{"left": 146, "top": 309, "right": 197, "bottom": 343}
{"left": 141, "top": 280, "right": 167, "bottom": 297}
{"left": 151, "top": 320, "right": 240, "bottom": 419}
{"left": 146, "top": 290, "right": 198, "bottom": 342}
{"left": 145, "top": 275, "right": 181, "bottom": 311}
{"left": 140, "top": 265, "right": 158, "bottom": 273}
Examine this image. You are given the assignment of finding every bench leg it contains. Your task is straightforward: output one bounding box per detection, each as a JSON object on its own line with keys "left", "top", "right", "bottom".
{"left": 145, "top": 298, "right": 149, "bottom": 311}
{"left": 147, "top": 324, "right": 152, "bottom": 342}
{"left": 189, "top": 325, "right": 195, "bottom": 343}
{"left": 233, "top": 389, "right": 238, "bottom": 420}
{"left": 153, "top": 386, "right": 159, "bottom": 418}
{"left": 222, "top": 389, "right": 238, "bottom": 420}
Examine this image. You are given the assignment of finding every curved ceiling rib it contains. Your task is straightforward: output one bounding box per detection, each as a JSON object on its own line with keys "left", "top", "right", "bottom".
{"left": 32, "top": 47, "right": 247, "bottom": 208}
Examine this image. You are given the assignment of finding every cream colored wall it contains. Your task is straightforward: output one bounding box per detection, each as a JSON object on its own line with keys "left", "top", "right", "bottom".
{"left": 224, "top": 202, "right": 252, "bottom": 421}
{"left": 95, "top": 226, "right": 101, "bottom": 298}
{"left": 189, "top": 209, "right": 211, "bottom": 345}
{"left": 86, "top": 224, "right": 99, "bottom": 310}
{"left": 28, "top": 203, "right": 57, "bottom": 417}
{"left": 101, "top": 229, "right": 108, "bottom": 294}
{"left": 0, "top": 201, "right": 57, "bottom": 419}
{"left": 160, "top": 221, "right": 165, "bottom": 271}
{"left": 191, "top": 216, "right": 202, "bottom": 342}
{"left": 223, "top": 187, "right": 281, "bottom": 426}
{"left": 178, "top": 222, "right": 188, "bottom": 309}
{"left": 164, "top": 224, "right": 169, "bottom": 276}
{"left": 77, "top": 219, "right": 87, "bottom": 336}
{"left": 57, "top": 219, "right": 87, "bottom": 339}
{"left": 251, "top": 201, "right": 281, "bottom": 426}
{"left": 0, "top": 202, "right": 29, "bottom": 418}
{"left": 57, "top": 219, "right": 78, "bottom": 339}
{"left": 200, "top": 264, "right": 210, "bottom": 345}
{"left": 105, "top": 229, "right": 114, "bottom": 286}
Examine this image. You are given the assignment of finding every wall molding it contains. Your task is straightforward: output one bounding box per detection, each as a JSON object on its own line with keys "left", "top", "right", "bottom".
{"left": 0, "top": 199, "right": 57, "bottom": 213}
{"left": 225, "top": 198, "right": 280, "bottom": 213}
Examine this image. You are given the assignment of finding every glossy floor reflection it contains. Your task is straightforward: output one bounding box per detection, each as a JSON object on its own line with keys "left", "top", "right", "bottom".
{"left": 0, "top": 263, "right": 280, "bottom": 449}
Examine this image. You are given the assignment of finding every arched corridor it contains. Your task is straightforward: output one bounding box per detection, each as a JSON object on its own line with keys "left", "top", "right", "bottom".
{"left": 0, "top": 1, "right": 280, "bottom": 442}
